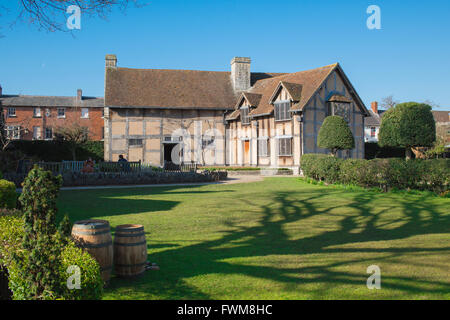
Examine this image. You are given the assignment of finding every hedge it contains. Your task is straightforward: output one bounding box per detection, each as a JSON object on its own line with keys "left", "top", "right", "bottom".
{"left": 9, "top": 140, "right": 104, "bottom": 162}
{"left": 0, "top": 180, "right": 17, "bottom": 209}
{"left": 365, "top": 142, "right": 406, "bottom": 159}
{"left": 301, "top": 154, "right": 449, "bottom": 193}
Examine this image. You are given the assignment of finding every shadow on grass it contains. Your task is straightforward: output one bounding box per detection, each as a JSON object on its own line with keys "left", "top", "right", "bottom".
{"left": 76, "top": 182, "right": 450, "bottom": 299}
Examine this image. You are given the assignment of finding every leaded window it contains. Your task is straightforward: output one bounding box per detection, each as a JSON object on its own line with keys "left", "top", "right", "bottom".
{"left": 274, "top": 101, "right": 291, "bottom": 121}
{"left": 278, "top": 138, "right": 292, "bottom": 156}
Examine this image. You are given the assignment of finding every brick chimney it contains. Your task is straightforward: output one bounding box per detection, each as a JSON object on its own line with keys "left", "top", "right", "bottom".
{"left": 77, "top": 89, "right": 82, "bottom": 101}
{"left": 371, "top": 101, "right": 378, "bottom": 114}
{"left": 231, "top": 57, "right": 251, "bottom": 92}
{"left": 105, "top": 54, "right": 117, "bottom": 68}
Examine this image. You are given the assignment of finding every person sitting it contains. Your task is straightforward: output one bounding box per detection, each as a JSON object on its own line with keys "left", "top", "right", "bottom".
{"left": 81, "top": 157, "right": 95, "bottom": 173}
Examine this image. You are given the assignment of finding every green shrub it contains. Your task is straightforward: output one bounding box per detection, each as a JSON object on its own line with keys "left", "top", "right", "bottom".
{"left": 57, "top": 242, "right": 103, "bottom": 300}
{"left": 317, "top": 116, "right": 355, "bottom": 156}
{"left": 0, "top": 180, "right": 17, "bottom": 209}
{"left": 301, "top": 154, "right": 343, "bottom": 183}
{"left": 0, "top": 214, "right": 24, "bottom": 266}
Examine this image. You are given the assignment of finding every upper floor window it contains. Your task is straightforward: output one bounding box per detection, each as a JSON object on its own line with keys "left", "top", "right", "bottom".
{"left": 370, "top": 127, "right": 376, "bottom": 137}
{"left": 129, "top": 138, "right": 143, "bottom": 146}
{"left": 57, "top": 108, "right": 65, "bottom": 118}
{"left": 240, "top": 107, "right": 250, "bottom": 125}
{"left": 6, "top": 125, "right": 20, "bottom": 140}
{"left": 33, "top": 107, "right": 41, "bottom": 117}
{"left": 45, "top": 108, "right": 51, "bottom": 117}
{"left": 7, "top": 108, "right": 16, "bottom": 117}
{"left": 328, "top": 101, "right": 351, "bottom": 122}
{"left": 274, "top": 101, "right": 291, "bottom": 121}
{"left": 81, "top": 108, "right": 89, "bottom": 119}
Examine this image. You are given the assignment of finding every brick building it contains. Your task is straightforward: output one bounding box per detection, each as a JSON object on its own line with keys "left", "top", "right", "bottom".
{"left": 0, "top": 87, "right": 104, "bottom": 141}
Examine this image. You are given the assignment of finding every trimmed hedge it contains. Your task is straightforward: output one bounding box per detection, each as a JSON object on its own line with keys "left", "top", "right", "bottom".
{"left": 0, "top": 180, "right": 17, "bottom": 209}
{"left": 301, "top": 154, "right": 450, "bottom": 193}
{"left": 10, "top": 140, "right": 104, "bottom": 162}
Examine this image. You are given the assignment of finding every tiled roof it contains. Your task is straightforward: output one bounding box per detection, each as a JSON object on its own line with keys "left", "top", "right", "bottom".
{"left": 365, "top": 110, "right": 381, "bottom": 126}
{"left": 328, "top": 94, "right": 352, "bottom": 103}
{"left": 246, "top": 64, "right": 339, "bottom": 117}
{"left": 0, "top": 95, "right": 104, "bottom": 108}
{"left": 432, "top": 110, "right": 450, "bottom": 122}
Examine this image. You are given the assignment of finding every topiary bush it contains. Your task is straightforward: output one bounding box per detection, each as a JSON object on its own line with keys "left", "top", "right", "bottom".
{"left": 379, "top": 102, "right": 436, "bottom": 159}
{"left": 317, "top": 116, "right": 355, "bottom": 156}
{"left": 58, "top": 242, "right": 103, "bottom": 300}
{"left": 0, "top": 179, "right": 17, "bottom": 209}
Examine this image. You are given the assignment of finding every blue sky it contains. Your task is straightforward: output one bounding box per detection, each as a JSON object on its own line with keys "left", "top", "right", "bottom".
{"left": 0, "top": 0, "right": 449, "bottom": 109}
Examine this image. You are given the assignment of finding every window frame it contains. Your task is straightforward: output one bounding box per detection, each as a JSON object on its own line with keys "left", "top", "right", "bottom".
{"left": 258, "top": 137, "right": 269, "bottom": 157}
{"left": 81, "top": 107, "right": 89, "bottom": 119}
{"left": 240, "top": 106, "right": 250, "bottom": 125}
{"left": 128, "top": 138, "right": 143, "bottom": 147}
{"left": 274, "top": 101, "right": 292, "bottom": 122}
{"left": 7, "top": 108, "right": 16, "bottom": 117}
{"left": 6, "top": 125, "right": 21, "bottom": 140}
{"left": 57, "top": 108, "right": 66, "bottom": 118}
{"left": 33, "top": 126, "right": 41, "bottom": 140}
{"left": 33, "top": 107, "right": 42, "bottom": 118}
{"left": 44, "top": 127, "right": 53, "bottom": 140}
{"left": 370, "top": 127, "right": 376, "bottom": 137}
{"left": 278, "top": 137, "right": 292, "bottom": 156}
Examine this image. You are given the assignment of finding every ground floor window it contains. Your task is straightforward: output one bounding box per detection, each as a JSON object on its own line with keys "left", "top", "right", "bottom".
{"left": 6, "top": 125, "right": 20, "bottom": 139}
{"left": 278, "top": 137, "right": 292, "bottom": 156}
{"left": 33, "top": 126, "right": 41, "bottom": 140}
{"left": 258, "top": 138, "right": 269, "bottom": 156}
{"left": 371, "top": 127, "right": 376, "bottom": 137}
{"left": 45, "top": 127, "right": 53, "bottom": 140}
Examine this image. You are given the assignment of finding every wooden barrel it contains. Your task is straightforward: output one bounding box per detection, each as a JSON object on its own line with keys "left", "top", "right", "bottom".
{"left": 71, "top": 219, "right": 113, "bottom": 283}
{"left": 114, "top": 224, "right": 147, "bottom": 277}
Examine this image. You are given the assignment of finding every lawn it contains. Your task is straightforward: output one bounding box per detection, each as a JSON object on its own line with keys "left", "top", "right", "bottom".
{"left": 57, "top": 177, "right": 450, "bottom": 300}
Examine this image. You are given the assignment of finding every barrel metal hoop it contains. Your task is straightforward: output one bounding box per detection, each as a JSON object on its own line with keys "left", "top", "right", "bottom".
{"left": 113, "top": 241, "right": 147, "bottom": 247}
{"left": 114, "top": 232, "right": 146, "bottom": 238}
{"left": 116, "top": 226, "right": 144, "bottom": 233}
{"left": 82, "top": 241, "right": 113, "bottom": 249}
{"left": 72, "top": 229, "right": 111, "bottom": 236}
{"left": 73, "top": 224, "right": 110, "bottom": 230}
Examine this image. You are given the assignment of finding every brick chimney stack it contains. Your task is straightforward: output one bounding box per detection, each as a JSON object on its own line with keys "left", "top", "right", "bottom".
{"left": 105, "top": 54, "right": 117, "bottom": 68}
{"left": 77, "top": 89, "right": 82, "bottom": 101}
{"left": 371, "top": 101, "right": 378, "bottom": 114}
{"left": 231, "top": 57, "right": 251, "bottom": 92}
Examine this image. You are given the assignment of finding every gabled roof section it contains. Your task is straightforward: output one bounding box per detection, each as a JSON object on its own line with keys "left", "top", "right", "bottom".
{"left": 234, "top": 92, "right": 263, "bottom": 109}
{"left": 247, "top": 64, "right": 338, "bottom": 117}
{"left": 268, "top": 81, "right": 303, "bottom": 104}
{"left": 328, "top": 94, "right": 352, "bottom": 103}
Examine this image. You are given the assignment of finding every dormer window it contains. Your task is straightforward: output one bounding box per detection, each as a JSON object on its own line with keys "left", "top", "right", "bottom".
{"left": 274, "top": 101, "right": 291, "bottom": 121}
{"left": 241, "top": 106, "right": 250, "bottom": 125}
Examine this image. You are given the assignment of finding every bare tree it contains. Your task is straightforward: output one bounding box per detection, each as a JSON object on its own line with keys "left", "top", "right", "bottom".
{"left": 54, "top": 122, "right": 89, "bottom": 160}
{"left": 2, "top": 1, "right": 144, "bottom": 33}
{"left": 380, "top": 95, "right": 399, "bottom": 110}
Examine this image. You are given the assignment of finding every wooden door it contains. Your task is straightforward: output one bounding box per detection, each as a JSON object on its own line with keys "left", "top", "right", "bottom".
{"left": 244, "top": 140, "right": 250, "bottom": 165}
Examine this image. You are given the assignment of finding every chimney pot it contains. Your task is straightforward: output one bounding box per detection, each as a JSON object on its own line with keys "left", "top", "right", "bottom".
{"left": 105, "top": 54, "right": 117, "bottom": 68}
{"left": 77, "top": 89, "right": 82, "bottom": 101}
{"left": 371, "top": 101, "right": 378, "bottom": 114}
{"left": 231, "top": 57, "right": 251, "bottom": 92}
{"left": 0, "top": 84, "right": 2, "bottom": 96}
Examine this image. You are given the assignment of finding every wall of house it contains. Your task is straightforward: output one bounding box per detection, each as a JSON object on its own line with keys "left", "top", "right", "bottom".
{"left": 3, "top": 106, "right": 104, "bottom": 141}
{"left": 228, "top": 87, "right": 300, "bottom": 167}
{"left": 104, "top": 108, "right": 226, "bottom": 165}
{"left": 301, "top": 70, "right": 365, "bottom": 159}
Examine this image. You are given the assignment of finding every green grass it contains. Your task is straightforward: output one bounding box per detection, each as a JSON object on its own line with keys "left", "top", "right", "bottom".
{"left": 57, "top": 177, "right": 450, "bottom": 300}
